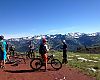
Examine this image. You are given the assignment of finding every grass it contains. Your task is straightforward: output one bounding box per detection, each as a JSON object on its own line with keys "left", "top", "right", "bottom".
{"left": 68, "top": 52, "right": 100, "bottom": 80}
{"left": 28, "top": 51, "right": 100, "bottom": 80}
{"left": 49, "top": 51, "right": 100, "bottom": 80}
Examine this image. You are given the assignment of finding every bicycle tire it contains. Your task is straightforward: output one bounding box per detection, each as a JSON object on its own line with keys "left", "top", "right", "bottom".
{"left": 51, "top": 59, "right": 62, "bottom": 70}
{"left": 30, "top": 58, "right": 42, "bottom": 70}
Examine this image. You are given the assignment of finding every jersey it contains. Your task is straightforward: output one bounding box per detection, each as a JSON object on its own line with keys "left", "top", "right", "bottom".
{"left": 39, "top": 43, "right": 47, "bottom": 55}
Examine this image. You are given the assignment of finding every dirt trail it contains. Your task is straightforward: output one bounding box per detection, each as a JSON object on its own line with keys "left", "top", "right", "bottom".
{"left": 0, "top": 60, "right": 96, "bottom": 80}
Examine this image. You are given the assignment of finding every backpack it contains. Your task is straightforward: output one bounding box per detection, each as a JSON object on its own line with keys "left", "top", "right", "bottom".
{"left": 39, "top": 43, "right": 47, "bottom": 55}
{"left": 0, "top": 41, "right": 4, "bottom": 53}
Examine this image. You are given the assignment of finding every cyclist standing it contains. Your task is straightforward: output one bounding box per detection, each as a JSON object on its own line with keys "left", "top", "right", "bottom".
{"left": 9, "top": 44, "right": 15, "bottom": 57}
{"left": 28, "top": 41, "right": 35, "bottom": 58}
{"left": 62, "top": 40, "right": 68, "bottom": 64}
{"left": 39, "top": 38, "right": 49, "bottom": 71}
{"left": 0, "top": 35, "right": 7, "bottom": 68}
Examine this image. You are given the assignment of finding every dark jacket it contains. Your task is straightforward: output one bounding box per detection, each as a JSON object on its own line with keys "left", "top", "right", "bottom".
{"left": 63, "top": 43, "right": 67, "bottom": 51}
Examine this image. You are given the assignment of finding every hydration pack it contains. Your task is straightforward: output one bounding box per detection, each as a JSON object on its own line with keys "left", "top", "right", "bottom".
{"left": 39, "top": 43, "right": 47, "bottom": 55}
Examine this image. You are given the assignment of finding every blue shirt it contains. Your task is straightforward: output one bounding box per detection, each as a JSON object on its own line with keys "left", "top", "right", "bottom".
{"left": 0, "top": 40, "right": 7, "bottom": 60}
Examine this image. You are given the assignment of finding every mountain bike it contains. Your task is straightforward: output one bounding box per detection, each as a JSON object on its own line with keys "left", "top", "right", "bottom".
{"left": 26, "top": 51, "right": 35, "bottom": 59}
{"left": 6, "top": 53, "right": 26, "bottom": 66}
{"left": 30, "top": 54, "right": 62, "bottom": 71}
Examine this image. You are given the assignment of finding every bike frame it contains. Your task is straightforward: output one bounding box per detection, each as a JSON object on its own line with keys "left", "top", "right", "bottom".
{"left": 40, "top": 55, "right": 54, "bottom": 64}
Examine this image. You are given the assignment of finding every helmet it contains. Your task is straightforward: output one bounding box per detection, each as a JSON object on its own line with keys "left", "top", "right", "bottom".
{"left": 62, "top": 40, "right": 66, "bottom": 43}
{"left": 42, "top": 38, "right": 47, "bottom": 43}
{"left": 0, "top": 35, "right": 4, "bottom": 40}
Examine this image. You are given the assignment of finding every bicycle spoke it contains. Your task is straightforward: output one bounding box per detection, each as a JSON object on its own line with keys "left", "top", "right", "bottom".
{"left": 30, "top": 58, "right": 42, "bottom": 70}
{"left": 51, "top": 59, "right": 62, "bottom": 70}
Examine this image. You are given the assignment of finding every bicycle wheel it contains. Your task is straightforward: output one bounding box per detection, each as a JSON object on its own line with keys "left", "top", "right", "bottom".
{"left": 30, "top": 58, "right": 42, "bottom": 70}
{"left": 51, "top": 59, "right": 62, "bottom": 70}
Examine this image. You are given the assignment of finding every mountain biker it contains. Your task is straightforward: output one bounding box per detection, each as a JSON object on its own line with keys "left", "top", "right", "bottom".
{"left": 28, "top": 41, "right": 35, "bottom": 58}
{"left": 9, "top": 44, "right": 15, "bottom": 57}
{"left": 39, "top": 38, "right": 49, "bottom": 71}
{"left": 62, "top": 40, "right": 68, "bottom": 64}
{"left": 6, "top": 42, "right": 10, "bottom": 62}
{"left": 0, "top": 35, "right": 7, "bottom": 68}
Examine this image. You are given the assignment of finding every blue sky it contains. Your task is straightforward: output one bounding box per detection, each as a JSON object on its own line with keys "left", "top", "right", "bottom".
{"left": 0, "top": 0, "right": 100, "bottom": 39}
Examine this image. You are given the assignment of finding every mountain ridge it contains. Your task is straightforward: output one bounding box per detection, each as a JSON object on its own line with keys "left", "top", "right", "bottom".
{"left": 6, "top": 32, "right": 100, "bottom": 53}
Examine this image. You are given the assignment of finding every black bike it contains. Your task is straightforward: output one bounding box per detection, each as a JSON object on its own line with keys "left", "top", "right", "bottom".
{"left": 26, "top": 51, "right": 35, "bottom": 59}
{"left": 30, "top": 54, "right": 62, "bottom": 71}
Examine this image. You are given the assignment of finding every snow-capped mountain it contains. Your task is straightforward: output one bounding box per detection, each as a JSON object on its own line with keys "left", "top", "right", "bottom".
{"left": 6, "top": 32, "right": 100, "bottom": 52}
{"left": 7, "top": 32, "right": 100, "bottom": 41}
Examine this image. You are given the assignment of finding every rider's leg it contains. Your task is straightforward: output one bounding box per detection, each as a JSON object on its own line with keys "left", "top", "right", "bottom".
{"left": 43, "top": 53, "right": 48, "bottom": 71}
{"left": 32, "top": 50, "right": 35, "bottom": 58}
{"left": 62, "top": 50, "right": 68, "bottom": 64}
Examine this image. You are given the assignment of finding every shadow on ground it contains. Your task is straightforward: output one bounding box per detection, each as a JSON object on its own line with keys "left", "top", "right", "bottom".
{"left": 4, "top": 69, "right": 35, "bottom": 73}
{"left": 4, "top": 68, "right": 57, "bottom": 73}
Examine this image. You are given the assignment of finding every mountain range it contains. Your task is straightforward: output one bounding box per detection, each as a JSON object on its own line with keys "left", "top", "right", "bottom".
{"left": 6, "top": 32, "right": 100, "bottom": 53}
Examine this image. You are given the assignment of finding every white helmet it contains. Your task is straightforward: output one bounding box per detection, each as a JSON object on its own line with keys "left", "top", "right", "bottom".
{"left": 62, "top": 40, "right": 66, "bottom": 43}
